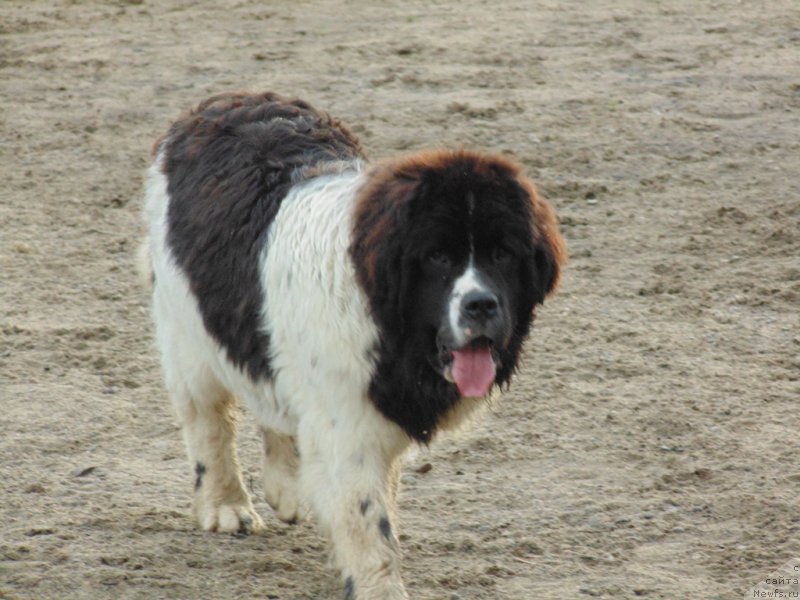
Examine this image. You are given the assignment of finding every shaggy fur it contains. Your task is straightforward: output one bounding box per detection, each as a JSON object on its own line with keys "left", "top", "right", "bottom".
{"left": 351, "top": 150, "right": 564, "bottom": 441}
{"left": 160, "top": 92, "right": 364, "bottom": 379}
{"left": 143, "top": 91, "right": 565, "bottom": 600}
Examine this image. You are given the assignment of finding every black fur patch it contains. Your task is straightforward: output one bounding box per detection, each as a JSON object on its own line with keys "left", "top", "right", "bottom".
{"left": 379, "top": 515, "right": 392, "bottom": 541}
{"left": 161, "top": 92, "right": 364, "bottom": 380}
{"left": 194, "top": 462, "right": 206, "bottom": 491}
{"left": 360, "top": 497, "right": 371, "bottom": 515}
{"left": 343, "top": 576, "right": 355, "bottom": 600}
{"left": 351, "top": 150, "right": 565, "bottom": 442}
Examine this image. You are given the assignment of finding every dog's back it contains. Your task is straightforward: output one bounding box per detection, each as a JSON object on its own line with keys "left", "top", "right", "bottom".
{"left": 148, "top": 91, "right": 364, "bottom": 379}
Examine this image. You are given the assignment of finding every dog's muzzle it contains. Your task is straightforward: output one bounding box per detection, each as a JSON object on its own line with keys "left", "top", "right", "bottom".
{"left": 432, "top": 288, "right": 509, "bottom": 398}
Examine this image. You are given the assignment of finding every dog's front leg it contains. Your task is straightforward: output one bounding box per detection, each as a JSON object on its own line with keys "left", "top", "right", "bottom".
{"left": 297, "top": 415, "right": 410, "bottom": 600}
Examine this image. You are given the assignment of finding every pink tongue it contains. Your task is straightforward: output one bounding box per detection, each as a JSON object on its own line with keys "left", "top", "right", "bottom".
{"left": 451, "top": 346, "right": 496, "bottom": 397}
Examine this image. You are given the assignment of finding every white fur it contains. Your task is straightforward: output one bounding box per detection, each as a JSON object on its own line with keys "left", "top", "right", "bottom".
{"left": 261, "top": 170, "right": 410, "bottom": 597}
{"left": 447, "top": 261, "right": 490, "bottom": 347}
{"left": 145, "top": 156, "right": 411, "bottom": 598}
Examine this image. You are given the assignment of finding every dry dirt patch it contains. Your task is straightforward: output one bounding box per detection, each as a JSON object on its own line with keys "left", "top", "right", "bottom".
{"left": 1, "top": 1, "right": 799, "bottom": 599}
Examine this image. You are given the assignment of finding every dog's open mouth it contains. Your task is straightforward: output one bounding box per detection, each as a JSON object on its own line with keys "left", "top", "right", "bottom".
{"left": 441, "top": 337, "right": 498, "bottom": 398}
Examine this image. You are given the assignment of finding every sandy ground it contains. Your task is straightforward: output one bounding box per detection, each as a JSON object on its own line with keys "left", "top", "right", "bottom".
{"left": 2, "top": 1, "right": 799, "bottom": 599}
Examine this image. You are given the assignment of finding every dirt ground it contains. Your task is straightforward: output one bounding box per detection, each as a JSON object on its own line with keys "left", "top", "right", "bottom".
{"left": 1, "top": 1, "right": 799, "bottom": 598}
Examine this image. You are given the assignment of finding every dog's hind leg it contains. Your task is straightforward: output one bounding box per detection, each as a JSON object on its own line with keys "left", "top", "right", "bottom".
{"left": 169, "top": 375, "right": 263, "bottom": 535}
{"left": 260, "top": 427, "right": 303, "bottom": 524}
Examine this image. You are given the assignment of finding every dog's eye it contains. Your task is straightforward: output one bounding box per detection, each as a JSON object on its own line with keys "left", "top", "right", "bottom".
{"left": 427, "top": 249, "right": 452, "bottom": 268}
{"left": 492, "top": 246, "right": 512, "bottom": 264}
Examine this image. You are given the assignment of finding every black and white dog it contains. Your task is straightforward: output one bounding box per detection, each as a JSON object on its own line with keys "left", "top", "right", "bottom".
{"left": 142, "top": 91, "right": 565, "bottom": 599}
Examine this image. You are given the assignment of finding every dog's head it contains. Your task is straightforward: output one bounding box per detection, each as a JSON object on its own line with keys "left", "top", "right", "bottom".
{"left": 352, "top": 150, "right": 566, "bottom": 439}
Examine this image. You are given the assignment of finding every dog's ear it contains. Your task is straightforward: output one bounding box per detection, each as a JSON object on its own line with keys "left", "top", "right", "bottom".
{"left": 519, "top": 177, "right": 567, "bottom": 303}
{"left": 350, "top": 166, "right": 420, "bottom": 338}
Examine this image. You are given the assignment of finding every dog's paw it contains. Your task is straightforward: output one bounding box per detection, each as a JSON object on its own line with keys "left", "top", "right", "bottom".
{"left": 196, "top": 502, "right": 264, "bottom": 535}
{"left": 263, "top": 471, "right": 304, "bottom": 524}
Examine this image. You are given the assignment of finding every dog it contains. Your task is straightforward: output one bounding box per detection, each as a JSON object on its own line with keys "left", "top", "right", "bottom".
{"left": 142, "top": 91, "right": 565, "bottom": 599}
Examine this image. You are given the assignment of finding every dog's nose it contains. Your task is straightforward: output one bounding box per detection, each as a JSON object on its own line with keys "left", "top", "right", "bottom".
{"left": 461, "top": 290, "right": 499, "bottom": 322}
